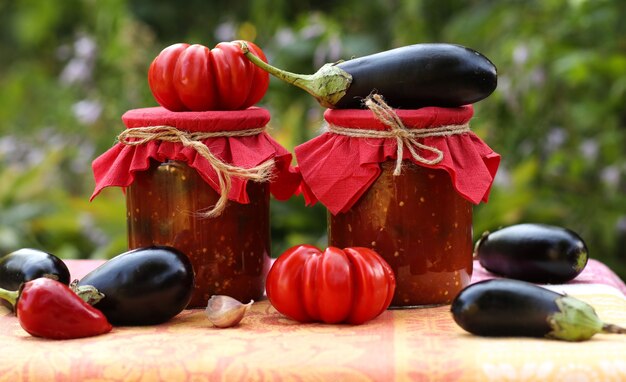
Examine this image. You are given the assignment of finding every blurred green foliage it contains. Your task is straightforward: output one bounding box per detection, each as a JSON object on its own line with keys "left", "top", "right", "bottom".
{"left": 1, "top": 0, "right": 626, "bottom": 278}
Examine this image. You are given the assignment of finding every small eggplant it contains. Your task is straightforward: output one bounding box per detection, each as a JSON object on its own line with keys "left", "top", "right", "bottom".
{"left": 241, "top": 42, "right": 497, "bottom": 109}
{"left": 475, "top": 223, "right": 588, "bottom": 283}
{"left": 76, "top": 246, "right": 194, "bottom": 326}
{"left": 0, "top": 248, "right": 70, "bottom": 291}
{"left": 451, "top": 279, "right": 626, "bottom": 341}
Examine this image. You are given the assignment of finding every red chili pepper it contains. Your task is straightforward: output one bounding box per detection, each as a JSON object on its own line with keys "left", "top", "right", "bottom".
{"left": 148, "top": 40, "right": 270, "bottom": 111}
{"left": 0, "top": 278, "right": 112, "bottom": 340}
{"left": 266, "top": 245, "right": 396, "bottom": 325}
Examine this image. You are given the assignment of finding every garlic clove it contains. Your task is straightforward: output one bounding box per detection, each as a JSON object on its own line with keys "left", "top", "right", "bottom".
{"left": 205, "top": 295, "right": 253, "bottom": 328}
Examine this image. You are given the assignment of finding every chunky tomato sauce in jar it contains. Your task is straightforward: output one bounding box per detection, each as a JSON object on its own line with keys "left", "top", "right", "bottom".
{"left": 328, "top": 161, "right": 473, "bottom": 307}
{"left": 295, "top": 105, "right": 500, "bottom": 308}
{"left": 126, "top": 160, "right": 270, "bottom": 308}
{"left": 90, "top": 107, "right": 300, "bottom": 309}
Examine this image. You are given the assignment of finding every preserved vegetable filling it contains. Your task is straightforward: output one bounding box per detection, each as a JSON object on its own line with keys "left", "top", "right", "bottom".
{"left": 328, "top": 161, "right": 472, "bottom": 307}
{"left": 126, "top": 160, "right": 270, "bottom": 308}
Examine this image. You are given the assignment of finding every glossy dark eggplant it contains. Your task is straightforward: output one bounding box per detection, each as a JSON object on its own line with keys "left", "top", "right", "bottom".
{"left": 242, "top": 42, "right": 497, "bottom": 109}
{"left": 0, "top": 248, "right": 70, "bottom": 291}
{"left": 77, "top": 246, "right": 194, "bottom": 326}
{"left": 475, "top": 223, "right": 588, "bottom": 283}
{"left": 451, "top": 279, "right": 626, "bottom": 341}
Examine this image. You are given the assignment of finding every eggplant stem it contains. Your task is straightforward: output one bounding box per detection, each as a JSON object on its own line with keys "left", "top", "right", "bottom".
{"left": 602, "top": 323, "right": 626, "bottom": 334}
{"left": 70, "top": 280, "right": 105, "bottom": 305}
{"left": 0, "top": 287, "right": 18, "bottom": 310}
{"left": 239, "top": 41, "right": 352, "bottom": 108}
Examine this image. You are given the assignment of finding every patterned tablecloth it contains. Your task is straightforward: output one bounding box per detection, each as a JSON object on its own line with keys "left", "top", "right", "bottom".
{"left": 1, "top": 259, "right": 625, "bottom": 382}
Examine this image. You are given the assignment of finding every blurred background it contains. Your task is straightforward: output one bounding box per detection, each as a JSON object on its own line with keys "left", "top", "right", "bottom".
{"left": 1, "top": 0, "right": 626, "bottom": 279}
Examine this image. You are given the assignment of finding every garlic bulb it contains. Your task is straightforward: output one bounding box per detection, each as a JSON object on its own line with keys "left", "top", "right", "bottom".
{"left": 205, "top": 295, "right": 253, "bottom": 328}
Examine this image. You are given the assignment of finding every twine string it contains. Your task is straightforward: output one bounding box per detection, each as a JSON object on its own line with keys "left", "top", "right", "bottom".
{"left": 326, "top": 94, "right": 471, "bottom": 176}
{"left": 118, "top": 125, "right": 274, "bottom": 218}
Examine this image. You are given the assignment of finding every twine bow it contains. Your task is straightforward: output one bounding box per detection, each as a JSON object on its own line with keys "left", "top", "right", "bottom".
{"left": 118, "top": 125, "right": 274, "bottom": 218}
{"left": 326, "top": 94, "right": 470, "bottom": 175}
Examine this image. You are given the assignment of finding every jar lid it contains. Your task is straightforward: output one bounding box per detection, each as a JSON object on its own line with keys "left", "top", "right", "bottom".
{"left": 324, "top": 105, "right": 473, "bottom": 131}
{"left": 122, "top": 106, "right": 271, "bottom": 132}
{"left": 91, "top": 106, "right": 300, "bottom": 206}
{"left": 296, "top": 105, "right": 500, "bottom": 215}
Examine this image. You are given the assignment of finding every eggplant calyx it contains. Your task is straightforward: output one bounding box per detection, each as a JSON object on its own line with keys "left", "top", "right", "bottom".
{"left": 70, "top": 280, "right": 105, "bottom": 305}
{"left": 473, "top": 231, "right": 490, "bottom": 259}
{"left": 574, "top": 251, "right": 588, "bottom": 272}
{"left": 0, "top": 287, "right": 19, "bottom": 310}
{"left": 547, "top": 296, "right": 604, "bottom": 341}
{"left": 42, "top": 273, "right": 60, "bottom": 281}
{"left": 239, "top": 41, "right": 352, "bottom": 108}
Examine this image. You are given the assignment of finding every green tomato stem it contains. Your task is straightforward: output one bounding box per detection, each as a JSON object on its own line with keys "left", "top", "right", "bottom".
{"left": 0, "top": 287, "right": 19, "bottom": 310}
{"left": 239, "top": 41, "right": 352, "bottom": 108}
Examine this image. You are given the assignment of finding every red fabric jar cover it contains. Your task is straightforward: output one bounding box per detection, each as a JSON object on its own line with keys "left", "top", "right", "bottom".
{"left": 295, "top": 105, "right": 501, "bottom": 215}
{"left": 91, "top": 106, "right": 300, "bottom": 203}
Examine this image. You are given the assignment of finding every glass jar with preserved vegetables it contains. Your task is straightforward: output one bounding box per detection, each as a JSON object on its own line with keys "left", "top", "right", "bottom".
{"left": 296, "top": 98, "right": 500, "bottom": 307}
{"left": 91, "top": 106, "right": 299, "bottom": 308}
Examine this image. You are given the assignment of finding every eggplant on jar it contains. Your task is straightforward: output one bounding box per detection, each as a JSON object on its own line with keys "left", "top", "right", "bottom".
{"left": 451, "top": 279, "right": 626, "bottom": 341}
{"left": 474, "top": 223, "right": 589, "bottom": 283}
{"left": 241, "top": 42, "right": 497, "bottom": 109}
{"left": 74, "top": 246, "right": 194, "bottom": 326}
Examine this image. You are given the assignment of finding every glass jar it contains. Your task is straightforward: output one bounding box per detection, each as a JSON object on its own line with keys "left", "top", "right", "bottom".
{"left": 328, "top": 161, "right": 473, "bottom": 307}
{"left": 126, "top": 159, "right": 270, "bottom": 308}
{"left": 295, "top": 105, "right": 500, "bottom": 308}
{"left": 91, "top": 106, "right": 300, "bottom": 309}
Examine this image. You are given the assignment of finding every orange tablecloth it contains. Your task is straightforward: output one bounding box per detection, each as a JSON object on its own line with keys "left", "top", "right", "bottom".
{"left": 1, "top": 260, "right": 626, "bottom": 382}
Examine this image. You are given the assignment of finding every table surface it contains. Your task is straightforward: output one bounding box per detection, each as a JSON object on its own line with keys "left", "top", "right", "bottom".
{"left": 1, "top": 259, "right": 626, "bottom": 382}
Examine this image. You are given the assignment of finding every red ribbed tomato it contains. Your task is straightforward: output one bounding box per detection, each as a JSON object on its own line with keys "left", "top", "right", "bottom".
{"left": 266, "top": 245, "right": 396, "bottom": 325}
{"left": 148, "top": 40, "right": 269, "bottom": 111}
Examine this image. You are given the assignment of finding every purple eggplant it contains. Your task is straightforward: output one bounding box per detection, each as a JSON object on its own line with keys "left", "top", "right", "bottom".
{"left": 451, "top": 279, "right": 626, "bottom": 341}
{"left": 241, "top": 42, "right": 497, "bottom": 109}
{"left": 475, "top": 223, "right": 588, "bottom": 283}
{"left": 77, "top": 246, "right": 194, "bottom": 326}
{"left": 0, "top": 248, "right": 70, "bottom": 291}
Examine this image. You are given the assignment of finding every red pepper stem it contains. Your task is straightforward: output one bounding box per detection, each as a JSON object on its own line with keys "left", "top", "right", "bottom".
{"left": 239, "top": 41, "right": 352, "bottom": 108}
{"left": 0, "top": 287, "right": 18, "bottom": 309}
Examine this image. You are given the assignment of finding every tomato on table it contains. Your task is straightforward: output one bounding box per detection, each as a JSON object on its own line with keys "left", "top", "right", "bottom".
{"left": 266, "top": 245, "right": 396, "bottom": 325}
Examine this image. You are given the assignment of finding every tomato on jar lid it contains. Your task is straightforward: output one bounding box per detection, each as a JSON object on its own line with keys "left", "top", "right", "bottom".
{"left": 148, "top": 40, "right": 269, "bottom": 111}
